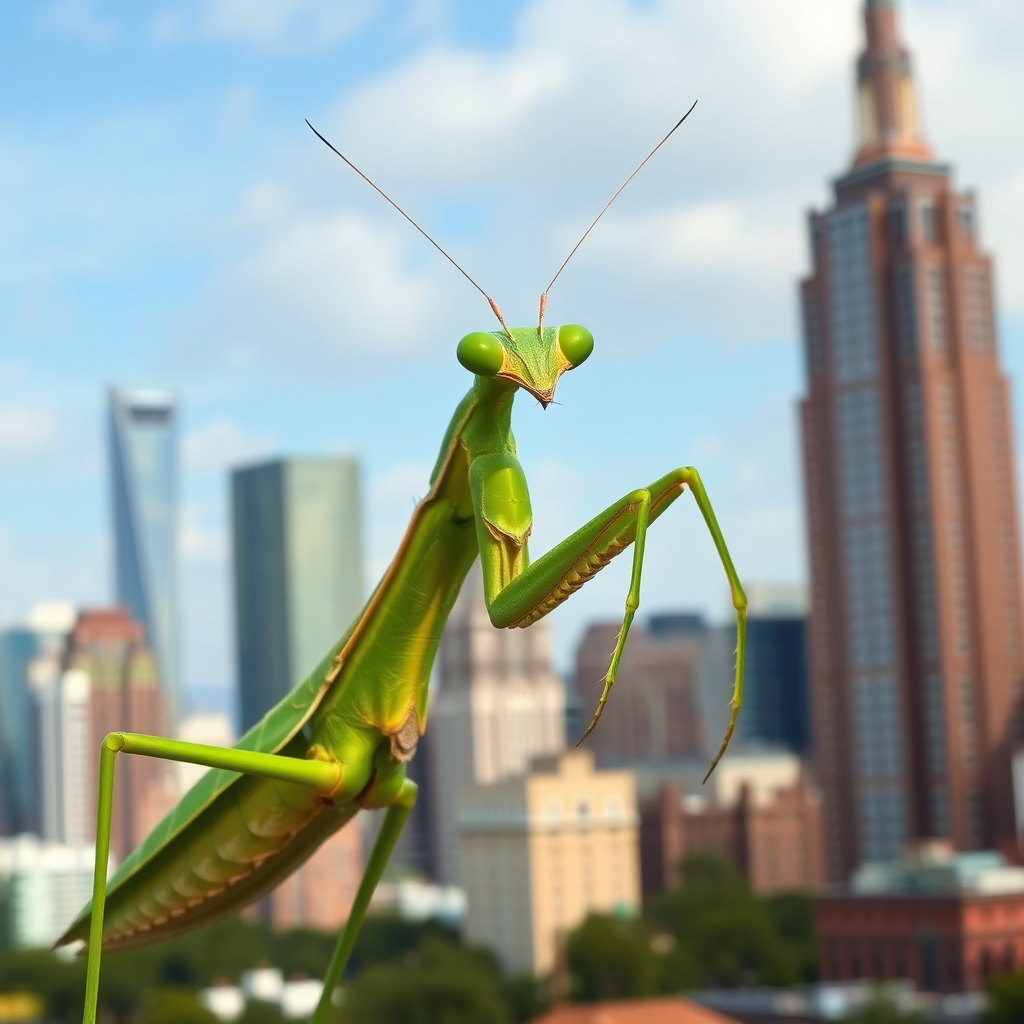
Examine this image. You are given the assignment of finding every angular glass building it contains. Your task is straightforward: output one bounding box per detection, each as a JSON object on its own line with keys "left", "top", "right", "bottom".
{"left": 108, "top": 388, "right": 179, "bottom": 722}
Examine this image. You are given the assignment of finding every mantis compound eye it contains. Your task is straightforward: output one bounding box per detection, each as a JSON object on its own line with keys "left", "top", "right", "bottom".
{"left": 557, "top": 324, "right": 594, "bottom": 368}
{"left": 457, "top": 331, "right": 505, "bottom": 377}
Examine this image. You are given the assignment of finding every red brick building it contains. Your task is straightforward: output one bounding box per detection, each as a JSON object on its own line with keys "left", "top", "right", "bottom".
{"left": 818, "top": 846, "right": 1024, "bottom": 992}
{"left": 65, "top": 608, "right": 178, "bottom": 860}
{"left": 639, "top": 762, "right": 824, "bottom": 897}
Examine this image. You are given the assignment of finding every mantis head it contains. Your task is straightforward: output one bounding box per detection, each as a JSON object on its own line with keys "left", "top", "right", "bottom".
{"left": 456, "top": 324, "right": 594, "bottom": 407}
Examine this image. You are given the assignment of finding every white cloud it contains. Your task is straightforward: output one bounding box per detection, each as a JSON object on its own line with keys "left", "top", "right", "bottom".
{"left": 166, "top": 0, "right": 1024, "bottom": 376}
{"left": 183, "top": 418, "right": 276, "bottom": 476}
{"left": 221, "top": 82, "right": 258, "bottom": 139}
{"left": 204, "top": 0, "right": 372, "bottom": 53}
{"left": 38, "top": 0, "right": 117, "bottom": 45}
{"left": 180, "top": 511, "right": 226, "bottom": 563}
{"left": 0, "top": 408, "right": 61, "bottom": 457}
{"left": 176, "top": 211, "right": 465, "bottom": 375}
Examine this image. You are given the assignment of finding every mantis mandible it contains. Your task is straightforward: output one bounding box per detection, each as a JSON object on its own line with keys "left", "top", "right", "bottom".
{"left": 58, "top": 104, "right": 747, "bottom": 1024}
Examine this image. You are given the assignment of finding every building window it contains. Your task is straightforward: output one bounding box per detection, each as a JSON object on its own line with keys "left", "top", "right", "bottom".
{"left": 890, "top": 201, "right": 908, "bottom": 246}
{"left": 837, "top": 389, "right": 886, "bottom": 522}
{"left": 958, "top": 205, "right": 975, "bottom": 240}
{"left": 895, "top": 263, "right": 918, "bottom": 356}
{"left": 922, "top": 671, "right": 946, "bottom": 774}
{"left": 827, "top": 205, "right": 878, "bottom": 383}
{"left": 803, "top": 290, "right": 825, "bottom": 376}
{"left": 858, "top": 777, "right": 907, "bottom": 862}
{"left": 968, "top": 785, "right": 985, "bottom": 845}
{"left": 895, "top": 944, "right": 907, "bottom": 979}
{"left": 965, "top": 267, "right": 995, "bottom": 354}
{"left": 980, "top": 947, "right": 993, "bottom": 981}
{"left": 925, "top": 265, "right": 947, "bottom": 353}
{"left": 828, "top": 941, "right": 842, "bottom": 979}
{"left": 920, "top": 199, "right": 938, "bottom": 243}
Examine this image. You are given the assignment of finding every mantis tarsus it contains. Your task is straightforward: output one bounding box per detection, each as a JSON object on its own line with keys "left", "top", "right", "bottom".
{"left": 58, "top": 106, "right": 747, "bottom": 1024}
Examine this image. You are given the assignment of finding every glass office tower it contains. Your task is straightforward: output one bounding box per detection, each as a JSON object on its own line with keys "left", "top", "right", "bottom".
{"left": 109, "top": 388, "right": 179, "bottom": 722}
{"left": 232, "top": 457, "right": 364, "bottom": 732}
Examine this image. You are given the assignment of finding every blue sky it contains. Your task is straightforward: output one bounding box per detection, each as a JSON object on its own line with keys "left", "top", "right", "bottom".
{"left": 2, "top": 0, "right": 1023, "bottom": 712}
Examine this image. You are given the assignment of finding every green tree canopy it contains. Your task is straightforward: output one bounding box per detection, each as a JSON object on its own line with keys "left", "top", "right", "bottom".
{"left": 566, "top": 914, "right": 659, "bottom": 1001}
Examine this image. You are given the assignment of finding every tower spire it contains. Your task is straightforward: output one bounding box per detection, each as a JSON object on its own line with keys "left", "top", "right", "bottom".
{"left": 852, "top": 0, "right": 932, "bottom": 168}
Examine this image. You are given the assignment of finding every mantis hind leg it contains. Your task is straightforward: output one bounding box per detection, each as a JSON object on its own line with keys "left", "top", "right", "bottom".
{"left": 310, "top": 778, "right": 418, "bottom": 1024}
{"left": 82, "top": 733, "right": 342, "bottom": 1024}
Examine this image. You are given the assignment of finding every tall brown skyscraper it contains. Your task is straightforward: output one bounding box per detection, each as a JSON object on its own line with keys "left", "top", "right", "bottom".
{"left": 800, "top": 0, "right": 1024, "bottom": 881}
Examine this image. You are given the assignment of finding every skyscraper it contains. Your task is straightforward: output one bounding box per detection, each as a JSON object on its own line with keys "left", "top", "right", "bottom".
{"left": 232, "top": 457, "right": 364, "bottom": 731}
{"left": 799, "top": 0, "right": 1024, "bottom": 880}
{"left": 740, "top": 584, "right": 812, "bottom": 756}
{"left": 574, "top": 616, "right": 708, "bottom": 762}
{"left": 59, "top": 608, "right": 177, "bottom": 860}
{"left": 231, "top": 457, "right": 365, "bottom": 930}
{"left": 109, "top": 388, "right": 179, "bottom": 721}
{"left": 0, "top": 602, "right": 75, "bottom": 835}
{"left": 429, "top": 570, "right": 565, "bottom": 884}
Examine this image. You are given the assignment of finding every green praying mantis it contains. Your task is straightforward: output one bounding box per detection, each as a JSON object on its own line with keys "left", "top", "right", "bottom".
{"left": 58, "top": 105, "right": 747, "bottom": 1024}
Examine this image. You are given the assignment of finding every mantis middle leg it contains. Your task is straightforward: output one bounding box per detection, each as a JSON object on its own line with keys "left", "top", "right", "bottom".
{"left": 471, "top": 463, "right": 747, "bottom": 778}
{"left": 309, "top": 777, "right": 418, "bottom": 1024}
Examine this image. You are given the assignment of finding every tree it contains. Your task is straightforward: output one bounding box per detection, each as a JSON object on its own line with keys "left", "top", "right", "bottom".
{"left": 763, "top": 891, "right": 818, "bottom": 982}
{"left": 985, "top": 970, "right": 1024, "bottom": 1024}
{"left": 341, "top": 939, "right": 510, "bottom": 1024}
{"left": 566, "top": 914, "right": 659, "bottom": 1001}
{"left": 646, "top": 853, "right": 801, "bottom": 988}
{"left": 140, "top": 988, "right": 218, "bottom": 1024}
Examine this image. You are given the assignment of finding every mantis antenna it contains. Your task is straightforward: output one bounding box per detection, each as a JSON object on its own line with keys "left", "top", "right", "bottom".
{"left": 305, "top": 119, "right": 512, "bottom": 338}
{"left": 537, "top": 99, "right": 698, "bottom": 331}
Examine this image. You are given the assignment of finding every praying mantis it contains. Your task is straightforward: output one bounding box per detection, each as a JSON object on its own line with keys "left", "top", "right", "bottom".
{"left": 57, "top": 106, "right": 747, "bottom": 1024}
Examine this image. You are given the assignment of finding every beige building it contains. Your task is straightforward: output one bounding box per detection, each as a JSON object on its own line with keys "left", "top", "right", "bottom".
{"left": 458, "top": 750, "right": 639, "bottom": 975}
{"left": 429, "top": 570, "right": 565, "bottom": 884}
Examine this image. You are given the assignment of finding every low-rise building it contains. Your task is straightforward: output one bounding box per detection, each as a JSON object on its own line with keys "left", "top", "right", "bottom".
{"left": 459, "top": 750, "right": 639, "bottom": 974}
{"left": 636, "top": 752, "right": 824, "bottom": 896}
{"left": 818, "top": 842, "right": 1024, "bottom": 993}
{"left": 0, "top": 835, "right": 112, "bottom": 948}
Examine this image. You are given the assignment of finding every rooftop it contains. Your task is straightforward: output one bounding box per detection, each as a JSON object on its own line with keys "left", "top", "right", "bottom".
{"left": 530, "top": 997, "right": 739, "bottom": 1024}
{"left": 849, "top": 841, "right": 1024, "bottom": 897}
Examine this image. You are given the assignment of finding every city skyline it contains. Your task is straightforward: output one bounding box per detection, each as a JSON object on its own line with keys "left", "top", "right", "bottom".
{"left": 3, "top": 3, "right": 1022, "bottom": 697}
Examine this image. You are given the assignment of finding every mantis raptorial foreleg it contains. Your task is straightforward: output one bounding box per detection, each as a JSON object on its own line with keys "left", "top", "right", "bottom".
{"left": 473, "top": 465, "right": 747, "bottom": 778}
